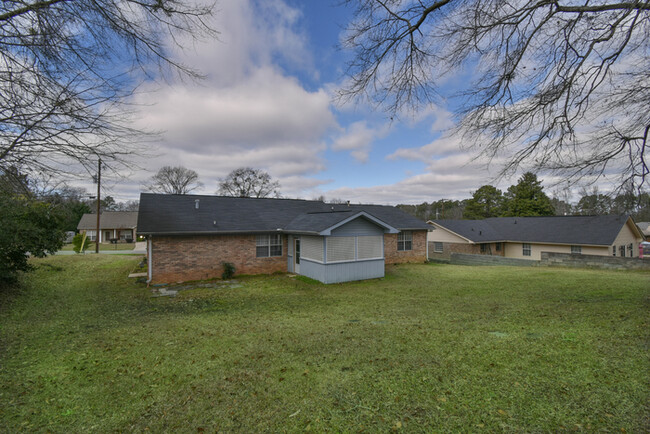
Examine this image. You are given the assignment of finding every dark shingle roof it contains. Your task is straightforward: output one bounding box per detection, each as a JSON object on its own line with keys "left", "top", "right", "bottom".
{"left": 431, "top": 215, "right": 637, "bottom": 246}
{"left": 137, "top": 193, "right": 429, "bottom": 235}
{"left": 77, "top": 212, "right": 138, "bottom": 230}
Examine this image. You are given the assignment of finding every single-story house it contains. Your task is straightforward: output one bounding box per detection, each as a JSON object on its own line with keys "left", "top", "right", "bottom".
{"left": 77, "top": 211, "right": 138, "bottom": 243}
{"left": 636, "top": 221, "right": 650, "bottom": 239}
{"left": 427, "top": 215, "right": 644, "bottom": 260}
{"left": 137, "top": 193, "right": 429, "bottom": 284}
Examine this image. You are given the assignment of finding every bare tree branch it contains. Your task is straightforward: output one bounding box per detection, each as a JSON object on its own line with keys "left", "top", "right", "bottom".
{"left": 340, "top": 0, "right": 650, "bottom": 191}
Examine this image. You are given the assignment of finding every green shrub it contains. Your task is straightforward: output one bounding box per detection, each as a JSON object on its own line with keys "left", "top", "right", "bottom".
{"left": 221, "top": 262, "right": 235, "bottom": 280}
{"left": 72, "top": 233, "right": 86, "bottom": 253}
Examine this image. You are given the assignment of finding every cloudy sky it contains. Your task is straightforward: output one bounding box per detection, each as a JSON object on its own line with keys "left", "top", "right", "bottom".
{"left": 91, "top": 0, "right": 551, "bottom": 205}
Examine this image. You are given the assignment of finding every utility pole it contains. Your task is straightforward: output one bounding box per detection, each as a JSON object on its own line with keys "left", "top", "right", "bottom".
{"left": 95, "top": 158, "right": 101, "bottom": 254}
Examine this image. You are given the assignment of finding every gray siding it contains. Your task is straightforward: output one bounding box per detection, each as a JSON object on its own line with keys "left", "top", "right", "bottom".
{"left": 301, "top": 258, "right": 384, "bottom": 284}
{"left": 331, "top": 218, "right": 384, "bottom": 237}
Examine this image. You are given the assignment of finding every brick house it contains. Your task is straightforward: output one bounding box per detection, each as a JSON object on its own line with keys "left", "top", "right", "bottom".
{"left": 427, "top": 215, "right": 644, "bottom": 261}
{"left": 137, "top": 193, "right": 429, "bottom": 284}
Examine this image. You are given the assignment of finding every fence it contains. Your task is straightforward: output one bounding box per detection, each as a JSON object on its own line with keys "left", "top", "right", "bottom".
{"left": 435, "top": 252, "right": 650, "bottom": 271}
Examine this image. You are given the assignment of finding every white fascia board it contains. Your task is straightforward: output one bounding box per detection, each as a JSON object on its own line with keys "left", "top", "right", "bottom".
{"left": 319, "top": 211, "right": 399, "bottom": 236}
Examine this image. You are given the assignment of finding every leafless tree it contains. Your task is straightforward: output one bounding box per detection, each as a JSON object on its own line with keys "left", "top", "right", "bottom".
{"left": 0, "top": 0, "right": 217, "bottom": 181}
{"left": 340, "top": 0, "right": 649, "bottom": 192}
{"left": 147, "top": 165, "right": 203, "bottom": 195}
{"left": 218, "top": 167, "right": 280, "bottom": 198}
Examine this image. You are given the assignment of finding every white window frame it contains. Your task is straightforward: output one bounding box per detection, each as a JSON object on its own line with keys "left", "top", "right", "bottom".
{"left": 397, "top": 231, "right": 412, "bottom": 251}
{"left": 571, "top": 245, "right": 582, "bottom": 254}
{"left": 256, "top": 234, "right": 282, "bottom": 258}
{"left": 522, "top": 243, "right": 531, "bottom": 257}
{"left": 433, "top": 242, "right": 443, "bottom": 253}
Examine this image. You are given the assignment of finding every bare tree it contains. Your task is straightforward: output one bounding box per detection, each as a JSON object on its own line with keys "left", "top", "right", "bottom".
{"left": 1, "top": 0, "right": 217, "bottom": 181}
{"left": 148, "top": 165, "right": 203, "bottom": 195}
{"left": 340, "top": 0, "right": 649, "bottom": 192}
{"left": 218, "top": 167, "right": 280, "bottom": 198}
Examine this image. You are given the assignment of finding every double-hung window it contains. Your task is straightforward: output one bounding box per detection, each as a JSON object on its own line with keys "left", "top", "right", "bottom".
{"left": 256, "top": 234, "right": 282, "bottom": 257}
{"left": 397, "top": 231, "right": 412, "bottom": 251}
{"left": 433, "top": 242, "right": 443, "bottom": 253}
{"left": 522, "top": 243, "right": 531, "bottom": 257}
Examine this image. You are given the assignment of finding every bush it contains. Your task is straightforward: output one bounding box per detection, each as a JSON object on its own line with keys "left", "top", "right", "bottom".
{"left": 72, "top": 233, "right": 86, "bottom": 253}
{"left": 221, "top": 262, "right": 235, "bottom": 280}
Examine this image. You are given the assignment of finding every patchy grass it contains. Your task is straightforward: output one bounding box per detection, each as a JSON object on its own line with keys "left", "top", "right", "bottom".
{"left": 59, "top": 242, "right": 136, "bottom": 252}
{"left": 0, "top": 256, "right": 648, "bottom": 431}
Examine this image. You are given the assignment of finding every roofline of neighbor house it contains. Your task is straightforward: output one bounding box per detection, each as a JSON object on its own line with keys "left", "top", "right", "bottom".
{"left": 426, "top": 221, "right": 475, "bottom": 243}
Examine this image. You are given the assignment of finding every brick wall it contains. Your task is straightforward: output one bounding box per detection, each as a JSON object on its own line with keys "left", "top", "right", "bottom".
{"left": 384, "top": 230, "right": 427, "bottom": 264}
{"left": 151, "top": 234, "right": 287, "bottom": 283}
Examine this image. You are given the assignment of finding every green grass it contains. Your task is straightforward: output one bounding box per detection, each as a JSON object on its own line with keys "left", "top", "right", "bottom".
{"left": 1, "top": 256, "right": 648, "bottom": 431}
{"left": 59, "top": 242, "right": 136, "bottom": 252}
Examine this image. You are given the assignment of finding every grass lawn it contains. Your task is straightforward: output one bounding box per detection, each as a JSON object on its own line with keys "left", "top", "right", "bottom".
{"left": 59, "top": 242, "right": 136, "bottom": 252}
{"left": 1, "top": 256, "right": 648, "bottom": 431}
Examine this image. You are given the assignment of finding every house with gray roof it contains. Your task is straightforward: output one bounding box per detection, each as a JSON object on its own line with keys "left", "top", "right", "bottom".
{"left": 137, "top": 193, "right": 429, "bottom": 284}
{"left": 427, "top": 215, "right": 644, "bottom": 260}
{"left": 77, "top": 211, "right": 138, "bottom": 243}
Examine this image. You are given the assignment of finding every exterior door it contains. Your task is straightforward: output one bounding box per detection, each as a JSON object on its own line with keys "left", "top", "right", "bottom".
{"left": 294, "top": 238, "right": 301, "bottom": 274}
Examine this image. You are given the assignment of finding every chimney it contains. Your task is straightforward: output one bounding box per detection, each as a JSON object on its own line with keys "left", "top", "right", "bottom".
{"left": 195, "top": 199, "right": 200, "bottom": 210}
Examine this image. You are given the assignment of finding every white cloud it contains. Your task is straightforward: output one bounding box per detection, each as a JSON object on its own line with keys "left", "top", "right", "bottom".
{"left": 331, "top": 121, "right": 391, "bottom": 162}
{"left": 120, "top": 0, "right": 338, "bottom": 200}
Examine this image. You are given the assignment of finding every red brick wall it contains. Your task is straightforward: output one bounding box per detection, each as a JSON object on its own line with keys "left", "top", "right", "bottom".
{"left": 384, "top": 230, "right": 427, "bottom": 264}
{"left": 151, "top": 234, "right": 287, "bottom": 283}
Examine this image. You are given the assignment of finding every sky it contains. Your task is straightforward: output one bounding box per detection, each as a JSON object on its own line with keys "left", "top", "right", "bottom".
{"left": 85, "top": 0, "right": 558, "bottom": 205}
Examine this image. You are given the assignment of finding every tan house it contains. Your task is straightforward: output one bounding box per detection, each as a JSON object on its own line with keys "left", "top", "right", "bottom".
{"left": 427, "top": 215, "right": 644, "bottom": 260}
{"left": 77, "top": 211, "right": 138, "bottom": 243}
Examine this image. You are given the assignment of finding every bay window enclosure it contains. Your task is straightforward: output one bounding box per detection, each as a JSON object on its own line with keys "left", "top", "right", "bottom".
{"left": 256, "top": 234, "right": 282, "bottom": 257}
{"left": 397, "top": 231, "right": 412, "bottom": 251}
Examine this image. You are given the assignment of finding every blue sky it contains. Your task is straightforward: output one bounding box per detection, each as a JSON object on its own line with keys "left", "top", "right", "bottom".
{"left": 90, "top": 0, "right": 541, "bottom": 205}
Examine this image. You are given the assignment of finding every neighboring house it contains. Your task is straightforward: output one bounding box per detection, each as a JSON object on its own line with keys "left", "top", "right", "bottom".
{"left": 636, "top": 221, "right": 650, "bottom": 239}
{"left": 137, "top": 193, "right": 429, "bottom": 284}
{"left": 77, "top": 211, "right": 138, "bottom": 243}
{"left": 428, "top": 215, "right": 644, "bottom": 260}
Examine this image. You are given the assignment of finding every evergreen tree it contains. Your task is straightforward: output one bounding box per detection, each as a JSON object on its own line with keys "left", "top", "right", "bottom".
{"left": 503, "top": 173, "right": 555, "bottom": 217}
{"left": 463, "top": 185, "right": 504, "bottom": 219}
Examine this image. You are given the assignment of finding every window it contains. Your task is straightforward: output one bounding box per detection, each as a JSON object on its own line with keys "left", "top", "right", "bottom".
{"left": 571, "top": 245, "right": 582, "bottom": 254}
{"left": 433, "top": 242, "right": 443, "bottom": 253}
{"left": 357, "top": 236, "right": 383, "bottom": 260}
{"left": 627, "top": 243, "right": 633, "bottom": 257}
{"left": 612, "top": 245, "right": 616, "bottom": 256}
{"left": 397, "top": 231, "right": 412, "bottom": 251}
{"left": 619, "top": 245, "right": 625, "bottom": 257}
{"left": 327, "top": 236, "right": 356, "bottom": 262}
{"left": 522, "top": 243, "right": 531, "bottom": 256}
{"left": 495, "top": 243, "right": 502, "bottom": 252}
{"left": 256, "top": 234, "right": 282, "bottom": 257}
{"left": 86, "top": 230, "right": 96, "bottom": 241}
{"left": 480, "top": 243, "right": 488, "bottom": 253}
